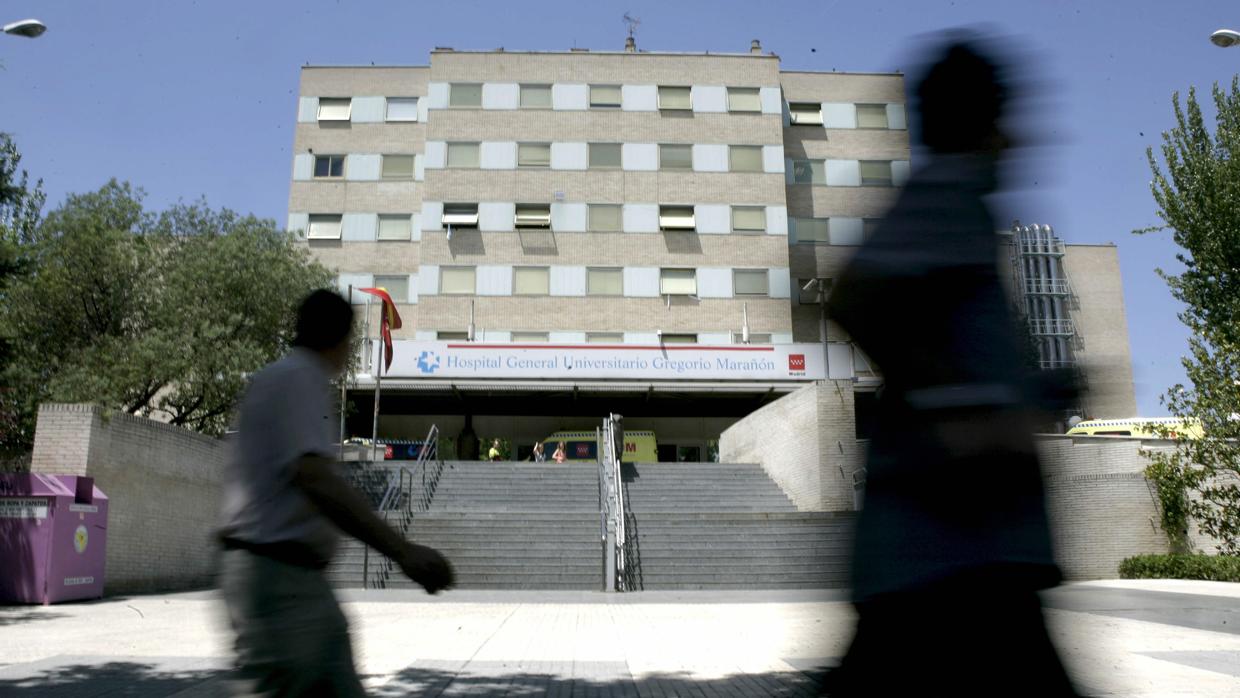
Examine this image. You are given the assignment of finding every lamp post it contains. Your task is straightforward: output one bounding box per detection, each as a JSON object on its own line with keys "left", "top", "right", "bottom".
{"left": 1210, "top": 29, "right": 1240, "bottom": 47}
{"left": 3, "top": 19, "right": 47, "bottom": 38}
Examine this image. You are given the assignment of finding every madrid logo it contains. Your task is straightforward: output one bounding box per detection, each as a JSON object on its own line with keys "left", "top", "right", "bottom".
{"left": 788, "top": 354, "right": 806, "bottom": 375}
{"left": 417, "top": 351, "right": 441, "bottom": 375}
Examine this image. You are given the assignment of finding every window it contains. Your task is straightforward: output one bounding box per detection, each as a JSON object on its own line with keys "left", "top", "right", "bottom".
{"left": 729, "top": 146, "right": 763, "bottom": 173}
{"left": 590, "top": 85, "right": 622, "bottom": 109}
{"left": 517, "top": 143, "right": 551, "bottom": 168}
{"left": 658, "top": 86, "right": 692, "bottom": 111}
{"left": 381, "top": 154, "right": 414, "bottom": 179}
{"left": 316, "top": 98, "right": 351, "bottom": 121}
{"left": 792, "top": 159, "right": 826, "bottom": 184}
{"left": 386, "top": 97, "right": 418, "bottom": 121}
{"left": 446, "top": 142, "right": 480, "bottom": 168}
{"left": 661, "top": 333, "right": 697, "bottom": 344}
{"left": 659, "top": 144, "right": 693, "bottom": 170}
{"left": 373, "top": 275, "right": 409, "bottom": 303}
{"left": 789, "top": 102, "right": 822, "bottom": 125}
{"left": 307, "top": 214, "right": 342, "bottom": 240}
{"left": 437, "top": 331, "right": 469, "bottom": 341}
{"left": 659, "top": 268, "right": 697, "bottom": 296}
{"left": 514, "top": 204, "right": 551, "bottom": 229}
{"left": 588, "top": 204, "right": 622, "bottom": 232}
{"left": 659, "top": 205, "right": 696, "bottom": 231}
{"left": 732, "top": 332, "right": 772, "bottom": 344}
{"left": 587, "top": 332, "right": 623, "bottom": 344}
{"left": 442, "top": 203, "right": 479, "bottom": 229}
{"left": 728, "top": 87, "right": 761, "bottom": 112}
{"left": 377, "top": 215, "right": 412, "bottom": 240}
{"left": 856, "top": 103, "right": 888, "bottom": 129}
{"left": 449, "top": 83, "right": 482, "bottom": 107}
{"left": 514, "top": 267, "right": 550, "bottom": 295}
{"left": 860, "top": 160, "right": 893, "bottom": 186}
{"left": 732, "top": 207, "right": 766, "bottom": 233}
{"left": 589, "top": 143, "right": 622, "bottom": 168}
{"left": 511, "top": 332, "right": 549, "bottom": 343}
{"left": 733, "top": 269, "right": 769, "bottom": 297}
{"left": 587, "top": 268, "right": 623, "bottom": 296}
{"left": 313, "top": 155, "right": 345, "bottom": 178}
{"left": 797, "top": 278, "right": 832, "bottom": 304}
{"left": 520, "top": 84, "right": 552, "bottom": 108}
{"left": 794, "top": 218, "right": 830, "bottom": 243}
{"left": 863, "top": 218, "right": 881, "bottom": 238}
{"left": 440, "top": 267, "right": 476, "bottom": 295}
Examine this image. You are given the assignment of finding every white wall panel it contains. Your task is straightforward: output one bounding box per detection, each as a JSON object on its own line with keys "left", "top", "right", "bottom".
{"left": 476, "top": 265, "right": 513, "bottom": 296}
{"left": 480, "top": 141, "right": 517, "bottom": 170}
{"left": 481, "top": 330, "right": 511, "bottom": 343}
{"left": 771, "top": 331, "right": 794, "bottom": 345}
{"left": 414, "top": 330, "right": 437, "bottom": 341}
{"left": 341, "top": 213, "right": 378, "bottom": 241}
{"left": 423, "top": 141, "right": 447, "bottom": 169}
{"left": 623, "top": 204, "right": 659, "bottom": 233}
{"left": 287, "top": 213, "right": 309, "bottom": 236}
{"left": 622, "top": 85, "right": 658, "bottom": 111}
{"left": 410, "top": 213, "right": 423, "bottom": 242}
{"left": 887, "top": 103, "right": 907, "bottom": 130}
{"left": 420, "top": 202, "right": 443, "bottom": 231}
{"left": 759, "top": 87, "right": 783, "bottom": 115}
{"left": 699, "top": 332, "right": 732, "bottom": 345}
{"left": 694, "top": 204, "right": 731, "bottom": 235}
{"left": 822, "top": 102, "right": 857, "bottom": 129}
{"left": 406, "top": 274, "right": 419, "bottom": 304}
{"left": 828, "top": 343, "right": 855, "bottom": 379}
{"left": 550, "top": 331, "right": 586, "bottom": 343}
{"left": 762, "top": 146, "right": 785, "bottom": 174}
{"left": 769, "top": 268, "right": 792, "bottom": 299}
{"left": 551, "top": 202, "right": 587, "bottom": 232}
{"left": 482, "top": 83, "right": 519, "bottom": 110}
{"left": 297, "top": 97, "right": 318, "bottom": 123}
{"left": 693, "top": 144, "right": 729, "bottom": 172}
{"left": 696, "top": 268, "right": 733, "bottom": 298}
{"left": 829, "top": 217, "right": 864, "bottom": 246}
{"left": 414, "top": 154, "right": 425, "bottom": 181}
{"left": 292, "top": 154, "right": 313, "bottom": 181}
{"left": 550, "top": 142, "right": 588, "bottom": 170}
{"left": 425, "top": 82, "right": 450, "bottom": 109}
{"left": 552, "top": 83, "right": 588, "bottom": 110}
{"left": 623, "top": 267, "right": 660, "bottom": 297}
{"left": 622, "top": 143, "right": 658, "bottom": 171}
{"left": 417, "top": 265, "right": 439, "bottom": 296}
{"left": 417, "top": 97, "right": 430, "bottom": 122}
{"left": 891, "top": 160, "right": 911, "bottom": 187}
{"left": 825, "top": 159, "right": 861, "bottom": 186}
{"left": 350, "top": 96, "right": 385, "bottom": 123}
{"left": 337, "top": 273, "right": 374, "bottom": 303}
{"left": 549, "top": 266, "right": 587, "bottom": 296}
{"left": 625, "top": 332, "right": 658, "bottom": 344}
{"left": 346, "top": 154, "right": 381, "bottom": 181}
{"left": 691, "top": 85, "right": 727, "bottom": 113}
{"left": 478, "top": 202, "right": 515, "bottom": 232}
{"left": 765, "top": 206, "right": 788, "bottom": 236}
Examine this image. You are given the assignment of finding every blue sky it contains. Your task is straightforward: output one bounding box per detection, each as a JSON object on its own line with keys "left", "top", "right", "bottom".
{"left": 2, "top": 1, "right": 1235, "bottom": 415}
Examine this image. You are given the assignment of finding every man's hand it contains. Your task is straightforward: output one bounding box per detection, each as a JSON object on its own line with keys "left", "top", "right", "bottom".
{"left": 397, "top": 543, "right": 455, "bottom": 594}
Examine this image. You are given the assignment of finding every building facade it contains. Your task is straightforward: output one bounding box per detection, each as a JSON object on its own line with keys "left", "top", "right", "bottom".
{"left": 287, "top": 44, "right": 1135, "bottom": 459}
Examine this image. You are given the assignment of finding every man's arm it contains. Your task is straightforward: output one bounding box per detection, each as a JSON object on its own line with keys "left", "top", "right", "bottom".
{"left": 291, "top": 454, "right": 454, "bottom": 593}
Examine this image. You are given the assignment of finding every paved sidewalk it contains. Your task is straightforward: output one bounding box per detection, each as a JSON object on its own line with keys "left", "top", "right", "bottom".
{"left": 1, "top": 583, "right": 1239, "bottom": 696}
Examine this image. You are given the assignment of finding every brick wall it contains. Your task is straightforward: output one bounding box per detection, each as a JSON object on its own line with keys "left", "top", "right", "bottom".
{"left": 30, "top": 404, "right": 227, "bottom": 594}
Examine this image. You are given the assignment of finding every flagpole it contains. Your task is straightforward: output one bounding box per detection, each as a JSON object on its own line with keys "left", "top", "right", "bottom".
{"left": 371, "top": 312, "right": 383, "bottom": 462}
{"left": 340, "top": 284, "right": 352, "bottom": 461}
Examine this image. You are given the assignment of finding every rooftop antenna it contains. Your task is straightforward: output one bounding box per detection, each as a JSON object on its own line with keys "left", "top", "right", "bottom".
{"left": 623, "top": 12, "right": 640, "bottom": 52}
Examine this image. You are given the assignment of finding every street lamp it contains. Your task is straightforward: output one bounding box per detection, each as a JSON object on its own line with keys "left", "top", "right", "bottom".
{"left": 2, "top": 18, "right": 46, "bottom": 38}
{"left": 1210, "top": 29, "right": 1240, "bottom": 47}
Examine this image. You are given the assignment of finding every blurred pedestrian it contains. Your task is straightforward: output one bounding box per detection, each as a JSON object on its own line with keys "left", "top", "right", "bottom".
{"left": 488, "top": 438, "right": 503, "bottom": 461}
{"left": 218, "top": 289, "right": 454, "bottom": 696}
{"left": 553, "top": 441, "right": 568, "bottom": 464}
{"left": 823, "top": 37, "right": 1078, "bottom": 696}
{"left": 532, "top": 440, "right": 546, "bottom": 462}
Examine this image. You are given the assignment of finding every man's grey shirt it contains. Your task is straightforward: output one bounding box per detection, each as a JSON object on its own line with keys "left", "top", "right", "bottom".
{"left": 219, "top": 347, "right": 339, "bottom": 560}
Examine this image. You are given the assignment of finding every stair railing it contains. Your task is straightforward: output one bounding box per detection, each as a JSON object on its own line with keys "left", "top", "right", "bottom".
{"left": 366, "top": 424, "right": 443, "bottom": 589}
{"left": 600, "top": 416, "right": 627, "bottom": 591}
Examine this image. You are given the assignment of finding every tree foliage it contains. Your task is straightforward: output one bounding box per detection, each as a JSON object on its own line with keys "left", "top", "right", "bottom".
{"left": 1138, "top": 79, "right": 1240, "bottom": 554}
{"left": 0, "top": 179, "right": 332, "bottom": 452}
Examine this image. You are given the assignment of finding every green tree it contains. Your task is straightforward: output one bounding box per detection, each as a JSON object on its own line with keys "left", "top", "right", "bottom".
{"left": 1138, "top": 79, "right": 1240, "bottom": 554}
{"left": 0, "top": 180, "right": 332, "bottom": 451}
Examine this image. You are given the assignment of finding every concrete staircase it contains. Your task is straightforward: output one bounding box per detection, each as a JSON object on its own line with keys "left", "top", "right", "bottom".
{"left": 328, "top": 462, "right": 603, "bottom": 590}
{"left": 620, "top": 463, "right": 854, "bottom": 590}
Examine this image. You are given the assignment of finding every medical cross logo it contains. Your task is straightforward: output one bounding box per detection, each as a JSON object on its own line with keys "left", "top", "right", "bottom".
{"left": 416, "top": 351, "right": 441, "bottom": 375}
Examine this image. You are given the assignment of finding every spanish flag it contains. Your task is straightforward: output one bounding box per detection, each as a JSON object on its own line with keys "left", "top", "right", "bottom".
{"left": 358, "top": 287, "right": 403, "bottom": 374}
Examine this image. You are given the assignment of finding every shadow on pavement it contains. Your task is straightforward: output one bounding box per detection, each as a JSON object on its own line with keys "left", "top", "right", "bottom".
{"left": 0, "top": 661, "right": 222, "bottom": 697}
{"left": 0, "top": 608, "right": 69, "bottom": 626}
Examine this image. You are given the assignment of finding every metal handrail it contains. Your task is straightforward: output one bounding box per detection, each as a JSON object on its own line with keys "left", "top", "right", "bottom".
{"left": 596, "top": 427, "right": 609, "bottom": 589}
{"left": 602, "top": 416, "right": 627, "bottom": 591}
{"left": 366, "top": 424, "right": 443, "bottom": 589}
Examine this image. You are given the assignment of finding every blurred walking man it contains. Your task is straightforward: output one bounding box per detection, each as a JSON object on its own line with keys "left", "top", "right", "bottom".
{"left": 219, "top": 289, "right": 454, "bottom": 696}
{"left": 824, "top": 38, "right": 1079, "bottom": 695}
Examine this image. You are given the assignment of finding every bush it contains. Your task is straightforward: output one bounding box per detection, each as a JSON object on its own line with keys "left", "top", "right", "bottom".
{"left": 1118, "top": 554, "right": 1240, "bottom": 582}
